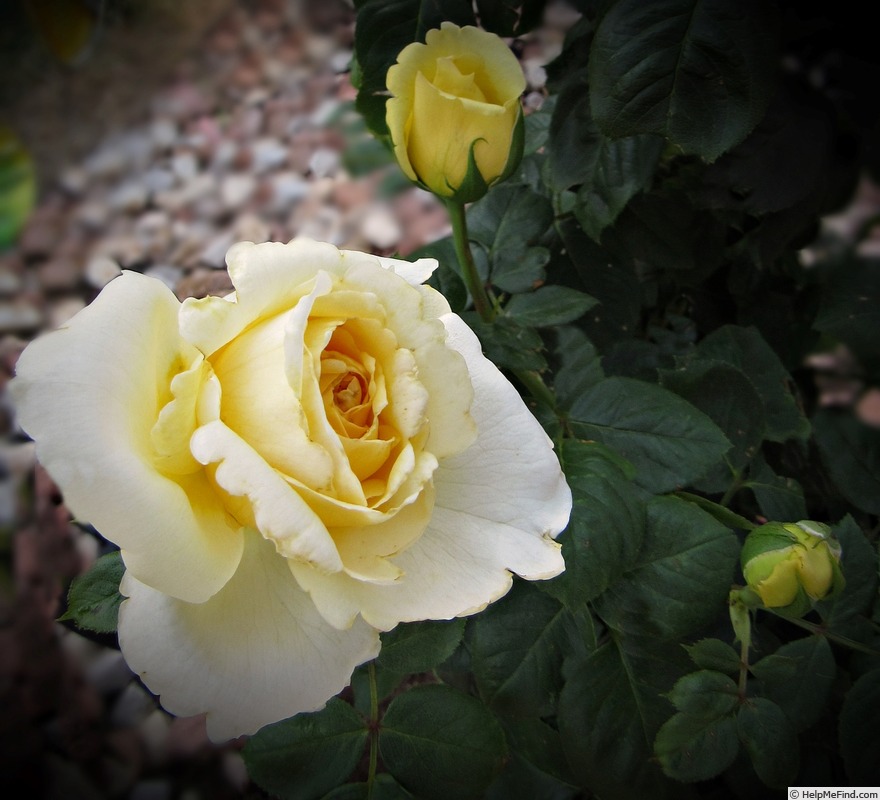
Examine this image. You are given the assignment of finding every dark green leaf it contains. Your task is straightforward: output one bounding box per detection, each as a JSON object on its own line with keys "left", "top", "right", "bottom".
{"left": 559, "top": 437, "right": 636, "bottom": 483}
{"left": 500, "top": 717, "right": 577, "bottom": 787}
{"left": 545, "top": 453, "right": 646, "bottom": 607}
{"left": 549, "top": 67, "right": 662, "bottom": 239}
{"left": 600, "top": 188, "right": 726, "bottom": 277}
{"left": 696, "top": 85, "right": 838, "bottom": 215}
{"left": 744, "top": 454, "right": 807, "bottom": 522}
{"left": 354, "top": 0, "right": 477, "bottom": 136}
{"left": 569, "top": 377, "right": 731, "bottom": 493}
{"left": 505, "top": 285, "right": 598, "bottom": 327}
{"left": 467, "top": 184, "right": 554, "bottom": 293}
{"left": 465, "top": 314, "right": 547, "bottom": 372}
{"left": 556, "top": 219, "right": 642, "bottom": 349}
{"left": 475, "top": 0, "right": 547, "bottom": 36}
{"left": 59, "top": 551, "right": 124, "bottom": 634}
{"left": 377, "top": 619, "right": 465, "bottom": 675}
{"left": 813, "top": 409, "right": 880, "bottom": 514}
{"left": 523, "top": 95, "right": 556, "bottom": 155}
{"left": 243, "top": 699, "right": 368, "bottom": 800}
{"left": 814, "top": 259, "right": 880, "bottom": 359}
{"left": 840, "top": 668, "right": 880, "bottom": 785}
{"left": 750, "top": 636, "right": 835, "bottom": 733}
{"left": 471, "top": 582, "right": 569, "bottom": 717}
{"left": 667, "top": 670, "right": 740, "bottom": 719}
{"left": 736, "top": 698, "right": 799, "bottom": 788}
{"left": 595, "top": 496, "right": 739, "bottom": 640}
{"left": 685, "top": 639, "right": 741, "bottom": 676}
{"left": 694, "top": 325, "right": 810, "bottom": 443}
{"left": 380, "top": 684, "right": 506, "bottom": 800}
{"left": 553, "top": 326, "right": 605, "bottom": 409}
{"left": 486, "top": 749, "right": 579, "bottom": 800}
{"left": 321, "top": 775, "right": 412, "bottom": 800}
{"left": 816, "top": 515, "right": 879, "bottom": 632}
{"left": 559, "top": 636, "right": 690, "bottom": 800}
{"left": 660, "top": 360, "right": 765, "bottom": 491}
{"left": 589, "top": 0, "right": 775, "bottom": 161}
{"left": 655, "top": 713, "right": 739, "bottom": 783}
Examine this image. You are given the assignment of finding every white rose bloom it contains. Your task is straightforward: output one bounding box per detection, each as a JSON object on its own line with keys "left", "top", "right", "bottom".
{"left": 12, "top": 239, "right": 569, "bottom": 740}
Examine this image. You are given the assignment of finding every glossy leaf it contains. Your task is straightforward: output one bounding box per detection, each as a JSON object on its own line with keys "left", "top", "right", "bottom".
{"left": 467, "top": 184, "right": 554, "bottom": 293}
{"left": 695, "top": 325, "right": 810, "bottom": 442}
{"left": 569, "top": 377, "right": 731, "bottom": 493}
{"left": 750, "top": 636, "right": 836, "bottom": 732}
{"left": 59, "top": 550, "right": 124, "bottom": 634}
{"left": 813, "top": 409, "right": 880, "bottom": 515}
{"left": 380, "top": 684, "right": 507, "bottom": 800}
{"left": 505, "top": 285, "right": 598, "bottom": 327}
{"left": 471, "top": 581, "right": 570, "bottom": 717}
{"left": 549, "top": 67, "right": 662, "bottom": 240}
{"left": 736, "top": 698, "right": 799, "bottom": 788}
{"left": 589, "top": 0, "right": 775, "bottom": 161}
{"left": 840, "top": 669, "right": 880, "bottom": 785}
{"left": 377, "top": 618, "right": 466, "bottom": 675}
{"left": 594, "top": 496, "right": 739, "bottom": 640}
{"left": 243, "top": 699, "right": 368, "bottom": 800}
{"left": 559, "top": 636, "right": 690, "bottom": 800}
{"left": 660, "top": 359, "right": 765, "bottom": 491}
{"left": 684, "top": 639, "right": 741, "bottom": 677}
{"left": 745, "top": 455, "right": 807, "bottom": 522}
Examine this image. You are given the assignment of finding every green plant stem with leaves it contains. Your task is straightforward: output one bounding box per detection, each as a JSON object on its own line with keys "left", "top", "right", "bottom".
{"left": 366, "top": 661, "right": 379, "bottom": 800}
{"left": 446, "top": 198, "right": 558, "bottom": 412}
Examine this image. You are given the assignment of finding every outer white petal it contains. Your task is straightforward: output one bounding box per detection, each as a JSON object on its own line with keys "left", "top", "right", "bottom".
{"left": 291, "top": 314, "right": 569, "bottom": 631}
{"left": 118, "top": 531, "right": 381, "bottom": 741}
{"left": 10, "top": 272, "right": 242, "bottom": 603}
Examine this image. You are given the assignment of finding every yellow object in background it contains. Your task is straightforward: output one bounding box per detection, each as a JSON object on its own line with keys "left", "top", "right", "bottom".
{"left": 0, "top": 126, "right": 36, "bottom": 250}
{"left": 25, "top": 0, "right": 101, "bottom": 66}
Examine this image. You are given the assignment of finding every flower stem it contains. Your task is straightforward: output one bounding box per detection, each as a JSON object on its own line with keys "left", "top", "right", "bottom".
{"left": 366, "top": 661, "right": 379, "bottom": 799}
{"left": 729, "top": 588, "right": 753, "bottom": 700}
{"left": 765, "top": 610, "right": 880, "bottom": 656}
{"left": 444, "top": 199, "right": 557, "bottom": 412}
{"left": 446, "top": 199, "right": 494, "bottom": 322}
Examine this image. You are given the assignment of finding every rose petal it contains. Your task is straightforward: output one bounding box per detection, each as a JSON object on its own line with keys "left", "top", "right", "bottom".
{"left": 410, "top": 71, "right": 518, "bottom": 195}
{"left": 340, "top": 261, "right": 476, "bottom": 459}
{"left": 291, "top": 315, "right": 567, "bottom": 630}
{"left": 191, "top": 420, "right": 343, "bottom": 572}
{"left": 11, "top": 272, "right": 243, "bottom": 603}
{"left": 118, "top": 531, "right": 380, "bottom": 741}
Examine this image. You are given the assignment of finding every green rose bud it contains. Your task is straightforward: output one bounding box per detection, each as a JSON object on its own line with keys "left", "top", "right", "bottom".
{"left": 385, "top": 22, "right": 526, "bottom": 204}
{"left": 741, "top": 521, "right": 844, "bottom": 617}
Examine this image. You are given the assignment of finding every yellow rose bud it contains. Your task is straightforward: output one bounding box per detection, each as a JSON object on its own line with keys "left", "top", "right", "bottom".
{"left": 12, "top": 239, "right": 569, "bottom": 740}
{"left": 741, "top": 521, "right": 844, "bottom": 616}
{"left": 386, "top": 22, "right": 526, "bottom": 203}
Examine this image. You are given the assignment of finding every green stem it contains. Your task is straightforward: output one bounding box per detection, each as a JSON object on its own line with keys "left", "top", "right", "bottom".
{"left": 444, "top": 199, "right": 557, "bottom": 412}
{"left": 719, "top": 470, "right": 744, "bottom": 508}
{"left": 446, "top": 199, "right": 494, "bottom": 322}
{"left": 366, "top": 662, "right": 379, "bottom": 800}
{"left": 765, "top": 610, "right": 880, "bottom": 656}
{"left": 516, "top": 368, "right": 557, "bottom": 412}
{"left": 729, "top": 588, "right": 752, "bottom": 700}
